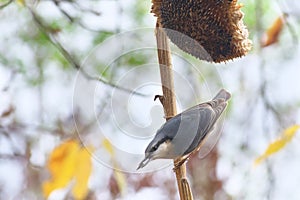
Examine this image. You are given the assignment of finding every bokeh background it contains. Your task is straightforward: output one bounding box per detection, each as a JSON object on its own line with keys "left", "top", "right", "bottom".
{"left": 1, "top": 0, "right": 300, "bottom": 199}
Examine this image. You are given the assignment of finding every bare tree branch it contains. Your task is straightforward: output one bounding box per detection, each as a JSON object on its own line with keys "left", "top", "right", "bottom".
{"left": 28, "top": 7, "right": 147, "bottom": 97}
{"left": 0, "top": 0, "right": 13, "bottom": 9}
{"left": 53, "top": 0, "right": 105, "bottom": 32}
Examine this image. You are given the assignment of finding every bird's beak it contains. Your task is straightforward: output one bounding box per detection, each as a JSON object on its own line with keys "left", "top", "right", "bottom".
{"left": 136, "top": 154, "right": 152, "bottom": 170}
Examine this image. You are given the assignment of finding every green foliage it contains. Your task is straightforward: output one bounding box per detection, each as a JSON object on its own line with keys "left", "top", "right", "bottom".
{"left": 52, "top": 51, "right": 70, "bottom": 70}
{"left": 93, "top": 31, "right": 115, "bottom": 44}
{"left": 129, "top": 0, "right": 151, "bottom": 26}
{"left": 27, "top": 74, "right": 45, "bottom": 86}
{"left": 35, "top": 31, "right": 50, "bottom": 45}
{"left": 241, "top": 0, "right": 256, "bottom": 35}
{"left": 241, "top": 0, "right": 273, "bottom": 37}
{"left": 0, "top": 53, "right": 26, "bottom": 75}
{"left": 18, "top": 20, "right": 73, "bottom": 71}
{"left": 94, "top": 63, "right": 111, "bottom": 79}
{"left": 123, "top": 52, "right": 149, "bottom": 67}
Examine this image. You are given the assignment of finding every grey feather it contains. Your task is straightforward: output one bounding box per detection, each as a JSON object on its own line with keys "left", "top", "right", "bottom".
{"left": 138, "top": 89, "right": 231, "bottom": 169}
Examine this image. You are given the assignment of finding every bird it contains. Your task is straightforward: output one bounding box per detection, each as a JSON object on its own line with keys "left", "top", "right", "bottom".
{"left": 137, "top": 89, "right": 231, "bottom": 170}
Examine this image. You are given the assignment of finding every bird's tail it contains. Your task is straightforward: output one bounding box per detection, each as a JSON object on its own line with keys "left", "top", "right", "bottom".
{"left": 213, "top": 89, "right": 231, "bottom": 101}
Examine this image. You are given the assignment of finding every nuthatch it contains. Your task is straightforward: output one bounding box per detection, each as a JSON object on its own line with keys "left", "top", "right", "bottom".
{"left": 137, "top": 89, "right": 231, "bottom": 170}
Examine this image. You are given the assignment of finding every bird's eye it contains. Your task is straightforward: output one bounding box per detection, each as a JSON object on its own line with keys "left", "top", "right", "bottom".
{"left": 151, "top": 144, "right": 159, "bottom": 152}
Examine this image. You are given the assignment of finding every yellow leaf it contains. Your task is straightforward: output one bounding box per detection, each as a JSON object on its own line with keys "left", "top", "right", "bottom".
{"left": 43, "top": 140, "right": 94, "bottom": 199}
{"left": 16, "top": 0, "right": 25, "bottom": 6}
{"left": 102, "top": 138, "right": 114, "bottom": 156}
{"left": 113, "top": 170, "right": 127, "bottom": 196}
{"left": 283, "top": 125, "right": 299, "bottom": 141}
{"left": 101, "top": 139, "right": 127, "bottom": 195}
{"left": 72, "top": 146, "right": 94, "bottom": 200}
{"left": 254, "top": 125, "right": 300, "bottom": 166}
{"left": 43, "top": 140, "right": 79, "bottom": 197}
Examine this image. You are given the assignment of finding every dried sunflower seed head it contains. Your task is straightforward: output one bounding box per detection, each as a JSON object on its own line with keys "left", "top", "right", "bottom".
{"left": 152, "top": 0, "right": 252, "bottom": 63}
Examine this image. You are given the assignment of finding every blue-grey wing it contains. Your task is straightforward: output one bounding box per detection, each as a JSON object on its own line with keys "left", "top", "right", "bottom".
{"left": 184, "top": 98, "right": 228, "bottom": 156}
{"left": 154, "top": 99, "right": 227, "bottom": 156}
{"left": 176, "top": 105, "right": 215, "bottom": 156}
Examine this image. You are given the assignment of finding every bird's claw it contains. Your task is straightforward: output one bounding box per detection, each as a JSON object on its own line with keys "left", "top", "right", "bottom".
{"left": 173, "top": 157, "right": 189, "bottom": 171}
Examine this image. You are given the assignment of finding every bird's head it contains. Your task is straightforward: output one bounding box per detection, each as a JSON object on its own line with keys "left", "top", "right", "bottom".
{"left": 137, "top": 138, "right": 175, "bottom": 170}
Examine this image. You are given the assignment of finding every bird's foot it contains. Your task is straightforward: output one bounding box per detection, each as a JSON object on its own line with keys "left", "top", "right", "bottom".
{"left": 173, "top": 157, "right": 189, "bottom": 171}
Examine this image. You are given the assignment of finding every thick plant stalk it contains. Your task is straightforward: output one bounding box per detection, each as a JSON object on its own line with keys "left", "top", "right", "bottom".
{"left": 155, "top": 20, "right": 193, "bottom": 200}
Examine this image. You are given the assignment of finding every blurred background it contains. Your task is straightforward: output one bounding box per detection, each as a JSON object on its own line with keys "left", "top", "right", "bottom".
{"left": 1, "top": 0, "right": 300, "bottom": 199}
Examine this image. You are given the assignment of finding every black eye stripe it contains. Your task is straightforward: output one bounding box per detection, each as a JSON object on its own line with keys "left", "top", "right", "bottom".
{"left": 150, "top": 139, "right": 168, "bottom": 152}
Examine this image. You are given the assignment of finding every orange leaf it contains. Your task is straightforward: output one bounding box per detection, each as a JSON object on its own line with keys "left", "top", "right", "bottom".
{"left": 261, "top": 14, "right": 287, "bottom": 47}
{"left": 0, "top": 106, "right": 15, "bottom": 118}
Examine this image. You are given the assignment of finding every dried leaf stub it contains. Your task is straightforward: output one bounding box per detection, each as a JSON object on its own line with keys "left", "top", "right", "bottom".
{"left": 152, "top": 0, "right": 252, "bottom": 63}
